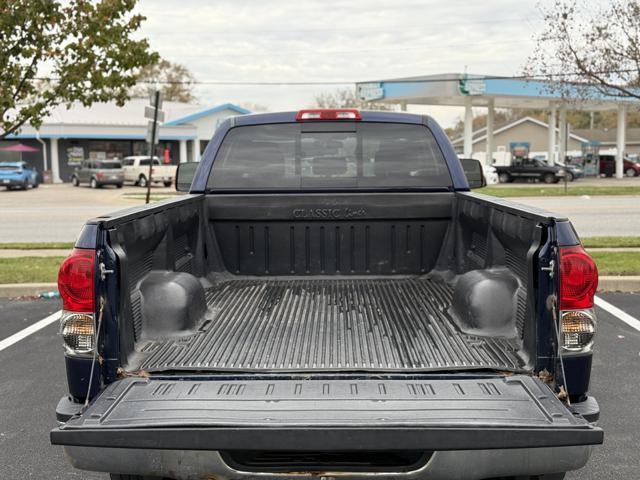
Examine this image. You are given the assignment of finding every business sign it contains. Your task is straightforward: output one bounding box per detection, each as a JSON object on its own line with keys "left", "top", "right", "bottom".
{"left": 357, "top": 82, "right": 385, "bottom": 102}
{"left": 509, "top": 141, "right": 530, "bottom": 159}
{"left": 458, "top": 74, "right": 486, "bottom": 96}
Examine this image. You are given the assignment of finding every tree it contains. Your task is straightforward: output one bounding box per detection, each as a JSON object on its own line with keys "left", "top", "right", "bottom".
{"left": 314, "top": 88, "right": 395, "bottom": 110}
{"left": 0, "top": 0, "right": 157, "bottom": 139}
{"left": 527, "top": 0, "right": 640, "bottom": 101}
{"left": 131, "top": 59, "right": 197, "bottom": 103}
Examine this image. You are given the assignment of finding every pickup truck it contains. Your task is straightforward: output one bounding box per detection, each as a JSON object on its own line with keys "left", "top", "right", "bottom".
{"left": 51, "top": 109, "right": 602, "bottom": 480}
{"left": 121, "top": 155, "right": 176, "bottom": 187}
{"left": 495, "top": 158, "right": 567, "bottom": 183}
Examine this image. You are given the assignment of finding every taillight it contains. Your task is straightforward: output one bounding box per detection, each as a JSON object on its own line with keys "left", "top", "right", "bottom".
{"left": 96, "top": 172, "right": 104, "bottom": 178}
{"left": 559, "top": 245, "right": 598, "bottom": 310}
{"left": 58, "top": 248, "right": 96, "bottom": 356}
{"left": 58, "top": 248, "right": 95, "bottom": 312}
{"left": 559, "top": 245, "right": 598, "bottom": 353}
{"left": 296, "top": 109, "right": 361, "bottom": 121}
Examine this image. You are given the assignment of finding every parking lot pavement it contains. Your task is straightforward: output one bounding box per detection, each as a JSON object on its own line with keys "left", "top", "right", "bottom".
{"left": 0, "top": 295, "right": 638, "bottom": 479}
{"left": 0, "top": 183, "right": 175, "bottom": 243}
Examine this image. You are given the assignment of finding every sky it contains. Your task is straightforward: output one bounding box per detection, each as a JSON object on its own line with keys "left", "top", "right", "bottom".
{"left": 135, "top": 0, "right": 546, "bottom": 128}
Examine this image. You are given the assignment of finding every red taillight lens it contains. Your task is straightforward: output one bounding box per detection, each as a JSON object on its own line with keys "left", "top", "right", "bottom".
{"left": 296, "top": 109, "right": 361, "bottom": 121}
{"left": 559, "top": 245, "right": 598, "bottom": 310}
{"left": 58, "top": 248, "right": 95, "bottom": 312}
{"left": 96, "top": 172, "right": 103, "bottom": 178}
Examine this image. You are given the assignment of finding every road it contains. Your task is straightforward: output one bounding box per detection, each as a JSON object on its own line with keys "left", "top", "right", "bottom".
{"left": 0, "top": 183, "right": 175, "bottom": 243}
{"left": 509, "top": 195, "right": 640, "bottom": 237}
{"left": 0, "top": 294, "right": 638, "bottom": 479}
{"left": 1, "top": 184, "right": 639, "bottom": 242}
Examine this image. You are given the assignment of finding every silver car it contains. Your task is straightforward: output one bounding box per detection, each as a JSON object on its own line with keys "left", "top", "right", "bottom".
{"left": 71, "top": 159, "right": 124, "bottom": 188}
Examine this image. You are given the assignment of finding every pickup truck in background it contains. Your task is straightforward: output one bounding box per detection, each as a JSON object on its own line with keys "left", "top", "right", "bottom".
{"left": 52, "top": 109, "right": 602, "bottom": 480}
{"left": 495, "top": 158, "right": 567, "bottom": 183}
{"left": 121, "top": 156, "right": 176, "bottom": 187}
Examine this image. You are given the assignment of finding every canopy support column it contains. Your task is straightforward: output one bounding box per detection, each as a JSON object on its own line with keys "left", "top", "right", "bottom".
{"left": 463, "top": 97, "right": 473, "bottom": 158}
{"left": 558, "top": 106, "right": 567, "bottom": 165}
{"left": 179, "top": 139, "right": 188, "bottom": 164}
{"left": 50, "top": 138, "right": 61, "bottom": 183}
{"left": 547, "top": 105, "right": 557, "bottom": 166}
{"left": 616, "top": 104, "right": 626, "bottom": 179}
{"left": 485, "top": 98, "right": 494, "bottom": 165}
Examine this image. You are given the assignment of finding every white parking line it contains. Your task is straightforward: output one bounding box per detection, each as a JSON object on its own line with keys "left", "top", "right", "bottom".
{"left": 0, "top": 310, "right": 61, "bottom": 353}
{"left": 595, "top": 296, "right": 640, "bottom": 332}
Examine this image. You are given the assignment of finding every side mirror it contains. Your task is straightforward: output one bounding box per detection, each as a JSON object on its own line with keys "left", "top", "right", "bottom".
{"left": 460, "top": 158, "right": 486, "bottom": 189}
{"left": 175, "top": 162, "right": 199, "bottom": 192}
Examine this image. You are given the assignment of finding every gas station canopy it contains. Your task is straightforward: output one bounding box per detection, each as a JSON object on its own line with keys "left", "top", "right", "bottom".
{"left": 356, "top": 73, "right": 639, "bottom": 110}
{"left": 356, "top": 73, "right": 640, "bottom": 177}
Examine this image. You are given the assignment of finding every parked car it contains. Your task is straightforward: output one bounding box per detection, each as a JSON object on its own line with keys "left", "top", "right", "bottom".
{"left": 52, "top": 109, "right": 602, "bottom": 480}
{"left": 495, "top": 158, "right": 567, "bottom": 183}
{"left": 71, "top": 160, "right": 124, "bottom": 188}
{"left": 595, "top": 154, "right": 640, "bottom": 177}
{"left": 556, "top": 162, "right": 584, "bottom": 181}
{"left": 0, "top": 161, "right": 39, "bottom": 190}
{"left": 482, "top": 163, "right": 499, "bottom": 184}
{"left": 121, "top": 156, "right": 176, "bottom": 187}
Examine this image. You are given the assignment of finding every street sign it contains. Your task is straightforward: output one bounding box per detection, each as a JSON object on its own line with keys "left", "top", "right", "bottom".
{"left": 145, "top": 120, "right": 158, "bottom": 145}
{"left": 144, "top": 105, "right": 165, "bottom": 123}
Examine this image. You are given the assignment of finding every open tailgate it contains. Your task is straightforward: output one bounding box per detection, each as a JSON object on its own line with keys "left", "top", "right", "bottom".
{"left": 51, "top": 376, "right": 602, "bottom": 451}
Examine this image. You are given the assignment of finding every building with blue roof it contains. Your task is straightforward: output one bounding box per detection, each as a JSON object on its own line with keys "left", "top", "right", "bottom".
{"left": 0, "top": 99, "right": 250, "bottom": 182}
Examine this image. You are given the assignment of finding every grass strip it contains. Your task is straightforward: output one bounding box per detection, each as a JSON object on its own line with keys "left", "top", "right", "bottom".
{"left": 1, "top": 252, "right": 639, "bottom": 285}
{"left": 0, "top": 242, "right": 74, "bottom": 250}
{"left": 590, "top": 252, "right": 640, "bottom": 276}
{"left": 582, "top": 237, "right": 640, "bottom": 248}
{"left": 0, "top": 256, "right": 65, "bottom": 284}
{"left": 479, "top": 185, "right": 640, "bottom": 197}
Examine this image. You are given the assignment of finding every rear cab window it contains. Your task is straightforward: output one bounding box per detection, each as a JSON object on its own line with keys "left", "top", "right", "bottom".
{"left": 206, "top": 122, "right": 451, "bottom": 190}
{"left": 98, "top": 161, "right": 122, "bottom": 169}
{"left": 139, "top": 159, "right": 161, "bottom": 166}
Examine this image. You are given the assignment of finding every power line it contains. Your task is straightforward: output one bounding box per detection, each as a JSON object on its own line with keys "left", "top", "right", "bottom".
{"left": 33, "top": 70, "right": 640, "bottom": 87}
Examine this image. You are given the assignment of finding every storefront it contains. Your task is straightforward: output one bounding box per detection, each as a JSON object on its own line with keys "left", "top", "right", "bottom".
{"left": 5, "top": 99, "right": 250, "bottom": 182}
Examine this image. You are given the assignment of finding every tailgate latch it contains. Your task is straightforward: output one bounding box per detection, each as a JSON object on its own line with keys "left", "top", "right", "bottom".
{"left": 541, "top": 259, "right": 555, "bottom": 278}
{"left": 99, "top": 262, "right": 114, "bottom": 280}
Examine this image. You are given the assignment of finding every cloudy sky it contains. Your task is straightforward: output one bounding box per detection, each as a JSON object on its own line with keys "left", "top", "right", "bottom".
{"left": 135, "top": 0, "right": 546, "bottom": 127}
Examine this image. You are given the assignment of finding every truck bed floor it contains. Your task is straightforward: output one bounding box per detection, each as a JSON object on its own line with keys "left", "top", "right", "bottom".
{"left": 138, "top": 278, "right": 523, "bottom": 372}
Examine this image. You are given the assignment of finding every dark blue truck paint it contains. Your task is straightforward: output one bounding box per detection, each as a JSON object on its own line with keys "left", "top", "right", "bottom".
{"left": 54, "top": 111, "right": 601, "bottom": 479}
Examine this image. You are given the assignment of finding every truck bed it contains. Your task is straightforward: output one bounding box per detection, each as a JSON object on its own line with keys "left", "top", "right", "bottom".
{"left": 137, "top": 276, "right": 523, "bottom": 373}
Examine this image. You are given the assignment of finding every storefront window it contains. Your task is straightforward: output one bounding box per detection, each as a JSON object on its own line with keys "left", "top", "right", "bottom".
{"left": 88, "top": 141, "right": 131, "bottom": 160}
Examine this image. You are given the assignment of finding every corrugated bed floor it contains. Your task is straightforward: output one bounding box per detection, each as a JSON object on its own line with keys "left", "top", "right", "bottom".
{"left": 138, "top": 278, "right": 523, "bottom": 372}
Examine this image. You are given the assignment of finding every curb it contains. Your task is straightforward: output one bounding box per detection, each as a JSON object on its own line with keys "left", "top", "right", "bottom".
{"left": 0, "top": 283, "right": 57, "bottom": 298}
{"left": 597, "top": 276, "right": 640, "bottom": 293}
